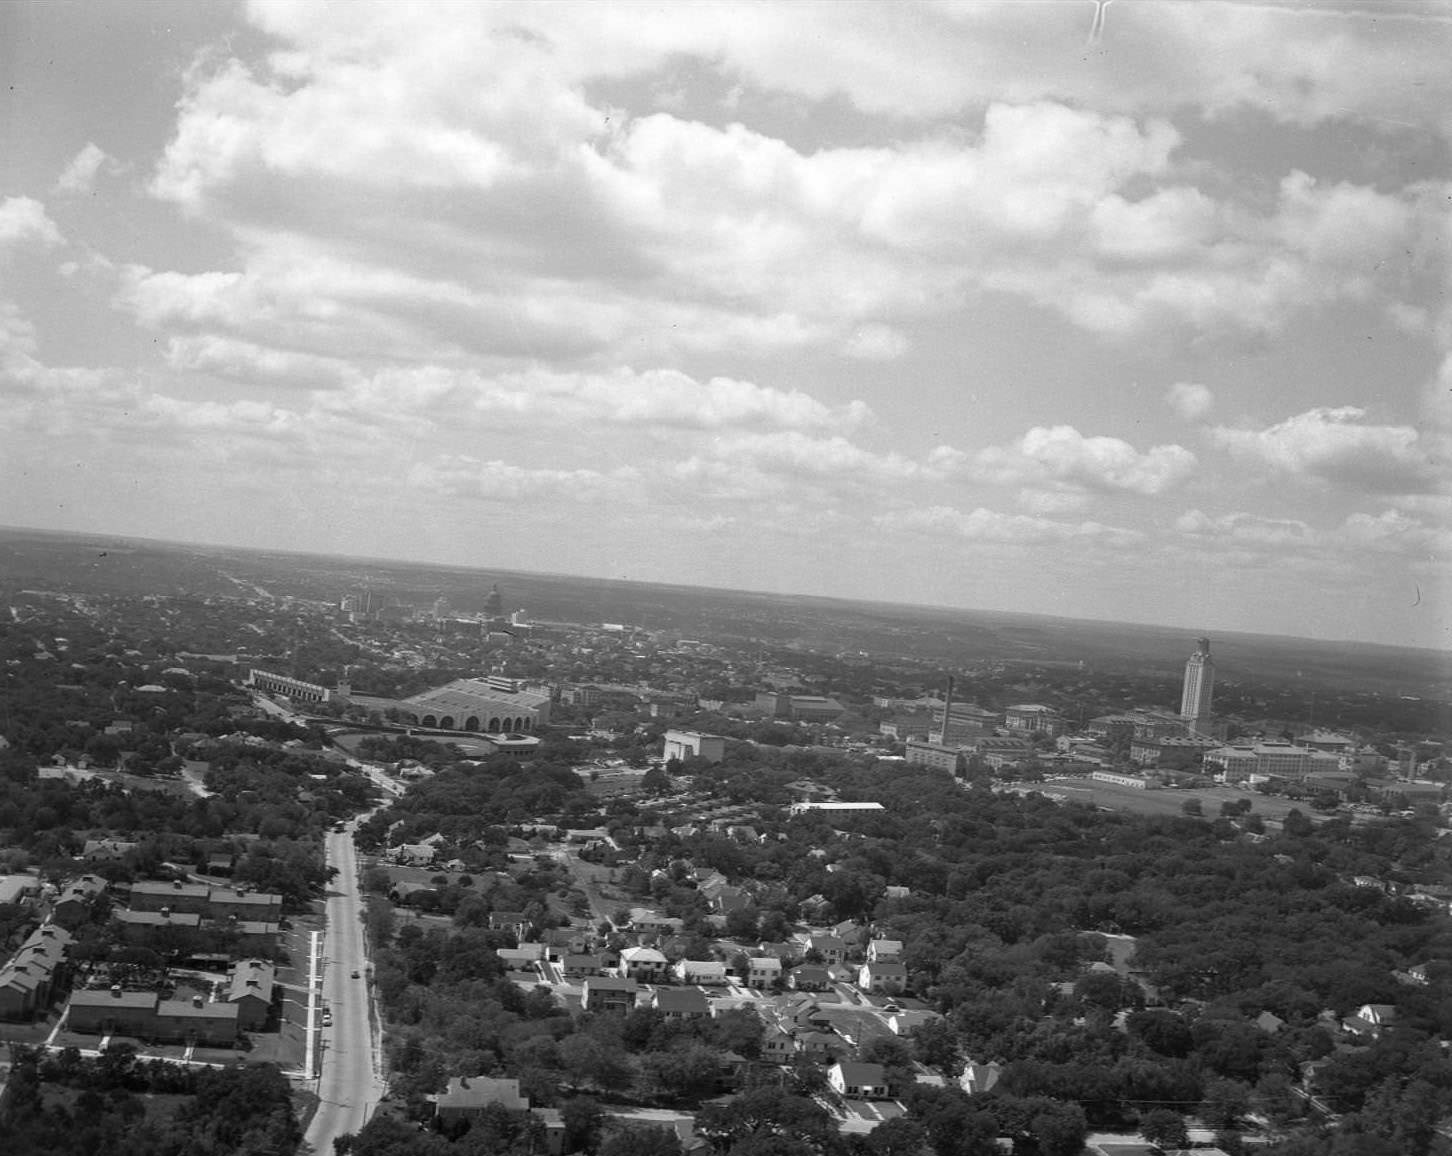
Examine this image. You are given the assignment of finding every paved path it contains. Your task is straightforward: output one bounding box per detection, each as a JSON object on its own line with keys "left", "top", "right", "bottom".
{"left": 303, "top": 823, "right": 385, "bottom": 1154}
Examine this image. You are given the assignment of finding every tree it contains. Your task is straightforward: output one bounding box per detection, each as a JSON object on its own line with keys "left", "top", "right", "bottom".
{"left": 560, "top": 1032, "right": 635, "bottom": 1091}
{"left": 1181, "top": 798, "right": 1203, "bottom": 817}
{"left": 1139, "top": 1107, "right": 1189, "bottom": 1149}
{"left": 698, "top": 1088, "right": 840, "bottom": 1156}
{"left": 599, "top": 1124, "right": 682, "bottom": 1156}
{"left": 909, "top": 1017, "right": 962, "bottom": 1074}
{"left": 1282, "top": 808, "right": 1314, "bottom": 837}
{"left": 1200, "top": 1076, "right": 1251, "bottom": 1131}
{"left": 561, "top": 1097, "right": 605, "bottom": 1155}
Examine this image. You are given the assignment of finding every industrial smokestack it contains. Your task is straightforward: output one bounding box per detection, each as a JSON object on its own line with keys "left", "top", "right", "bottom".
{"left": 939, "top": 676, "right": 955, "bottom": 746}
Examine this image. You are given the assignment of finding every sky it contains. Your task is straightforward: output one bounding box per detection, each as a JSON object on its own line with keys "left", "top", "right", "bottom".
{"left": 1, "top": 0, "right": 1450, "bottom": 649}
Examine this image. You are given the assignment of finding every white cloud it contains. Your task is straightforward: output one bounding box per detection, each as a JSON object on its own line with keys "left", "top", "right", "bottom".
{"left": 165, "top": 335, "right": 360, "bottom": 389}
{"left": 1166, "top": 382, "right": 1214, "bottom": 421}
{"left": 407, "top": 456, "right": 641, "bottom": 503}
{"left": 1211, "top": 406, "right": 1438, "bottom": 494}
{"left": 1175, "top": 509, "right": 1316, "bottom": 548}
{"left": 706, "top": 431, "right": 922, "bottom": 483}
{"left": 975, "top": 425, "right": 1197, "bottom": 496}
{"left": 844, "top": 324, "right": 909, "bottom": 361}
{"left": 54, "top": 143, "right": 113, "bottom": 195}
{"left": 0, "top": 198, "right": 63, "bottom": 249}
{"left": 882, "top": 504, "right": 1143, "bottom": 546}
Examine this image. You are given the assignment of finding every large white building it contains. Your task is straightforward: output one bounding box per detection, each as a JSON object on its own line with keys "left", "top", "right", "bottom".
{"left": 662, "top": 730, "right": 726, "bottom": 764}
{"left": 1179, "top": 638, "right": 1215, "bottom": 733}
{"left": 400, "top": 675, "right": 551, "bottom": 733}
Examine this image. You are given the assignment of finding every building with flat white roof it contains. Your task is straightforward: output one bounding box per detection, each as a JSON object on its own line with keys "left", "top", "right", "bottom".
{"left": 663, "top": 729, "right": 726, "bottom": 764}
{"left": 789, "top": 801, "right": 885, "bottom": 816}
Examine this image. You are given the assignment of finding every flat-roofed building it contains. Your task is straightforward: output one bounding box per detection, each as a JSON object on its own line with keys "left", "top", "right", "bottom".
{"left": 931, "top": 702, "right": 999, "bottom": 744}
{"left": 1004, "top": 704, "right": 1064, "bottom": 736}
{"left": 130, "top": 880, "right": 211, "bottom": 915}
{"left": 115, "top": 908, "right": 203, "bottom": 946}
{"left": 788, "top": 801, "right": 885, "bottom": 817}
{"left": 1130, "top": 734, "right": 1219, "bottom": 767}
{"left": 904, "top": 741, "right": 962, "bottom": 773}
{"left": 208, "top": 888, "right": 283, "bottom": 922}
{"left": 663, "top": 729, "right": 727, "bottom": 764}
{"left": 67, "top": 988, "right": 161, "bottom": 1036}
{"left": 0, "top": 874, "right": 39, "bottom": 906}
{"left": 154, "top": 997, "right": 239, "bottom": 1045}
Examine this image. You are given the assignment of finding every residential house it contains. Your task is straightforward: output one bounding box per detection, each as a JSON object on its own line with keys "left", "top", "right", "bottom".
{"left": 858, "top": 961, "right": 908, "bottom": 995}
{"left": 1254, "top": 1010, "right": 1285, "bottom": 1035}
{"left": 562, "top": 954, "right": 606, "bottom": 980}
{"left": 647, "top": 988, "right": 710, "bottom": 1022}
{"left": 435, "top": 1075, "right": 529, "bottom": 1119}
{"left": 866, "top": 939, "right": 903, "bottom": 963}
{"left": 887, "top": 1009, "right": 941, "bottom": 1036}
{"left": 497, "top": 946, "right": 545, "bottom": 970}
{"left": 788, "top": 965, "right": 833, "bottom": 992}
{"left": 1343, "top": 1003, "right": 1397, "bottom": 1038}
{"left": 828, "top": 1061, "right": 889, "bottom": 1099}
{"left": 394, "top": 843, "right": 437, "bottom": 866}
{"left": 207, "top": 888, "right": 283, "bottom": 923}
{"left": 540, "top": 928, "right": 590, "bottom": 962}
{"left": 226, "top": 958, "right": 274, "bottom": 1031}
{"left": 959, "top": 1061, "right": 1002, "bottom": 1095}
{"left": 675, "top": 960, "right": 728, "bottom": 986}
{"left": 802, "top": 934, "right": 846, "bottom": 964}
{"left": 797, "top": 1030, "right": 848, "bottom": 1062}
{"left": 619, "top": 945, "right": 669, "bottom": 982}
{"left": 0, "top": 874, "right": 38, "bottom": 907}
{"left": 128, "top": 880, "right": 211, "bottom": 915}
{"left": 582, "top": 976, "right": 639, "bottom": 1013}
{"left": 228, "top": 920, "right": 280, "bottom": 953}
{"left": 489, "top": 911, "right": 533, "bottom": 940}
{"left": 114, "top": 908, "right": 203, "bottom": 946}
{"left": 756, "top": 941, "right": 802, "bottom": 964}
{"left": 0, "top": 924, "right": 72, "bottom": 1020}
{"left": 746, "top": 957, "right": 783, "bottom": 988}
{"left": 52, "top": 875, "right": 107, "bottom": 928}
{"left": 81, "top": 839, "right": 137, "bottom": 863}
{"left": 762, "top": 1026, "right": 796, "bottom": 1064}
{"left": 628, "top": 909, "right": 684, "bottom": 937}
{"left": 706, "top": 885, "right": 751, "bottom": 916}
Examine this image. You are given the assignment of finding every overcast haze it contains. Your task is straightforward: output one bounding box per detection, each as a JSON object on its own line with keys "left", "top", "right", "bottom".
{"left": 2, "top": 0, "right": 1449, "bottom": 648}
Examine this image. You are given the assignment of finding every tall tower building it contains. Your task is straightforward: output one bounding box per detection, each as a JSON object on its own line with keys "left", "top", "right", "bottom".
{"left": 1180, "top": 637, "right": 1214, "bottom": 733}
{"left": 483, "top": 584, "right": 504, "bottom": 622}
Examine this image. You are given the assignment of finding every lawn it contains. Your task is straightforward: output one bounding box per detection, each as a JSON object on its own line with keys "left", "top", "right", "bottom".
{"left": 1028, "top": 777, "right": 1317, "bottom": 823}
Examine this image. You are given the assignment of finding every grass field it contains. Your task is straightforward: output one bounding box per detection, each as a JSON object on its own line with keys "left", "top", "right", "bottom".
{"left": 1020, "top": 777, "right": 1314, "bottom": 824}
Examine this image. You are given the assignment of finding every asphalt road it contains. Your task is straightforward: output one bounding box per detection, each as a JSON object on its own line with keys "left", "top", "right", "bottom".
{"left": 304, "top": 824, "right": 384, "bottom": 1154}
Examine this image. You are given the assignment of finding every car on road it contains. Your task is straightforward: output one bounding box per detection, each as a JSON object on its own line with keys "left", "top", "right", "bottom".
{"left": 351, "top": 970, "right": 360, "bottom": 978}
{"left": 322, "top": 1010, "right": 333, "bottom": 1027}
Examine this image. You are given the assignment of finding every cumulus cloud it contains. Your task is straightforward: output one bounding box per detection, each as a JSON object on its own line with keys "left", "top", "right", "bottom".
{"left": 407, "top": 456, "right": 641, "bottom": 503}
{"left": 975, "top": 425, "right": 1197, "bottom": 497}
{"left": 881, "top": 504, "right": 1142, "bottom": 546}
{"left": 1211, "top": 406, "right": 1438, "bottom": 494}
{"left": 1166, "top": 382, "right": 1214, "bottom": 421}
{"left": 0, "top": 198, "right": 63, "bottom": 249}
{"left": 844, "top": 324, "right": 909, "bottom": 360}
{"left": 54, "top": 143, "right": 113, "bottom": 194}
{"left": 1175, "top": 509, "right": 1316, "bottom": 547}
{"left": 165, "top": 335, "right": 360, "bottom": 389}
